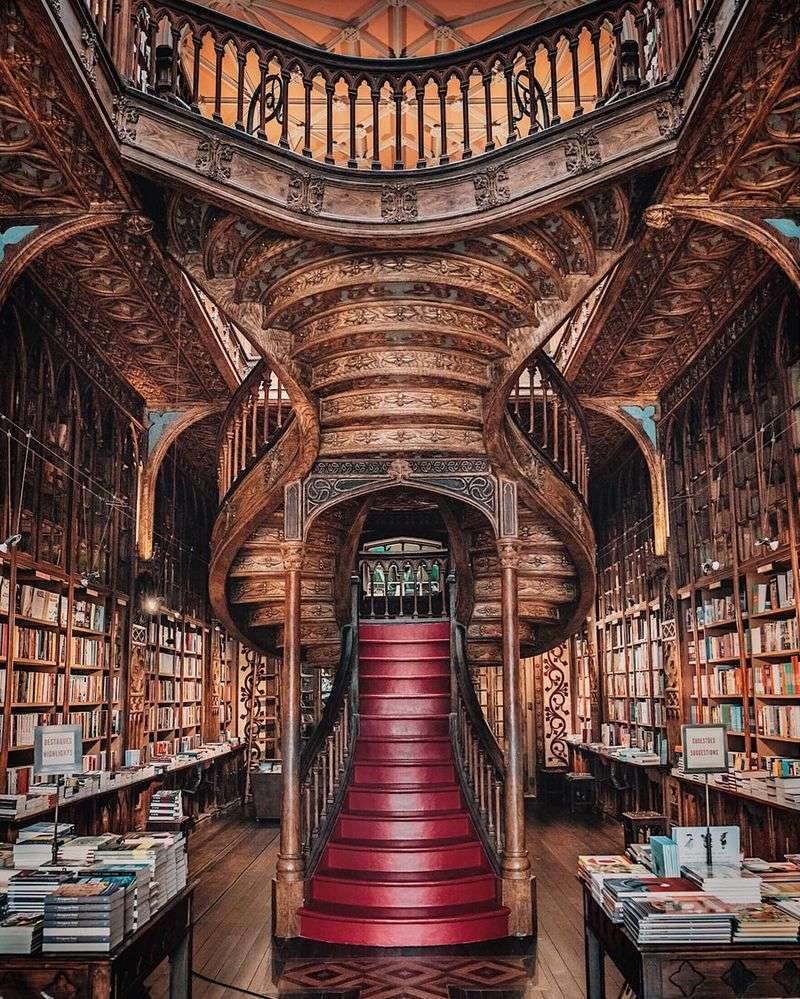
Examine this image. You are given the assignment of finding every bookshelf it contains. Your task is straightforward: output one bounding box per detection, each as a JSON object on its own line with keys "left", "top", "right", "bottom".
{"left": 664, "top": 294, "right": 800, "bottom": 775}
{"left": 572, "top": 620, "right": 594, "bottom": 742}
{"left": 592, "top": 444, "right": 667, "bottom": 759}
{"left": 471, "top": 664, "right": 504, "bottom": 740}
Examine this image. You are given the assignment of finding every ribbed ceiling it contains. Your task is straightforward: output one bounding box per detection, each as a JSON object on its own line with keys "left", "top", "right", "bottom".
{"left": 206, "top": 0, "right": 582, "bottom": 57}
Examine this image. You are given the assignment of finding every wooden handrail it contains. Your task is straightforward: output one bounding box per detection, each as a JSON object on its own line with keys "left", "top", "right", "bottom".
{"left": 90, "top": 0, "right": 710, "bottom": 172}
{"left": 448, "top": 572, "right": 505, "bottom": 869}
{"left": 507, "top": 348, "right": 590, "bottom": 501}
{"left": 216, "top": 359, "right": 293, "bottom": 500}
{"left": 298, "top": 575, "right": 359, "bottom": 872}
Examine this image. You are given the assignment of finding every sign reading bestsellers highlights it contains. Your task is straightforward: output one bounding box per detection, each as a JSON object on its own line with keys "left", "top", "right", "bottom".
{"left": 681, "top": 724, "right": 729, "bottom": 774}
{"left": 33, "top": 724, "right": 82, "bottom": 776}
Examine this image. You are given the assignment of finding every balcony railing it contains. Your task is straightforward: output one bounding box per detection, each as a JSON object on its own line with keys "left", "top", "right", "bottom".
{"left": 358, "top": 554, "right": 449, "bottom": 620}
{"left": 508, "top": 350, "right": 590, "bottom": 501}
{"left": 217, "top": 359, "right": 292, "bottom": 500}
{"left": 87, "top": 0, "right": 708, "bottom": 173}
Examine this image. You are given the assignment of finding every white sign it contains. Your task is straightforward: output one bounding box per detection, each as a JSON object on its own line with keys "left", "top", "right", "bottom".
{"left": 681, "top": 723, "right": 729, "bottom": 774}
{"left": 34, "top": 725, "right": 82, "bottom": 776}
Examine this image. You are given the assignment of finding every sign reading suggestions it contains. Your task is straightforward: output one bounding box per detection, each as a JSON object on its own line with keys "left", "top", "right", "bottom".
{"left": 33, "top": 724, "right": 82, "bottom": 776}
{"left": 681, "top": 723, "right": 729, "bottom": 774}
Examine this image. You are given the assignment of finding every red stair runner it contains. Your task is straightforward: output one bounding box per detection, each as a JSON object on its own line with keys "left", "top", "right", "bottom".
{"left": 298, "top": 620, "right": 509, "bottom": 946}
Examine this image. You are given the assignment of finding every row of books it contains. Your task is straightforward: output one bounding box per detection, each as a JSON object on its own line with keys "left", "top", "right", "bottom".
{"left": 631, "top": 700, "right": 664, "bottom": 726}
{"left": 692, "top": 593, "right": 743, "bottom": 627}
{"left": 693, "top": 632, "right": 745, "bottom": 662}
{"left": 710, "top": 665, "right": 743, "bottom": 697}
{"left": 753, "top": 659, "right": 800, "bottom": 696}
{"left": 752, "top": 572, "right": 795, "bottom": 614}
{"left": 1, "top": 584, "right": 107, "bottom": 633}
{"left": 757, "top": 703, "right": 800, "bottom": 741}
{"left": 181, "top": 705, "right": 200, "bottom": 726}
{"left": 752, "top": 618, "right": 799, "bottom": 654}
{"left": 710, "top": 703, "right": 752, "bottom": 731}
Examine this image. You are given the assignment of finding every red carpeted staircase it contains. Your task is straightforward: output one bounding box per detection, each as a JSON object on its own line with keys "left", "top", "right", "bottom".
{"left": 298, "top": 620, "right": 509, "bottom": 946}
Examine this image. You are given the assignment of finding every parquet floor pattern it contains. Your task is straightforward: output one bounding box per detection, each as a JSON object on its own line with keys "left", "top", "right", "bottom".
{"left": 147, "top": 801, "right": 625, "bottom": 999}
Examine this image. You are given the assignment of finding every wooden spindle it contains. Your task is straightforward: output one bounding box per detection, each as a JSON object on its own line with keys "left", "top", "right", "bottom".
{"left": 504, "top": 64, "right": 516, "bottom": 141}
{"left": 325, "top": 80, "right": 335, "bottom": 164}
{"left": 416, "top": 85, "right": 426, "bottom": 168}
{"left": 347, "top": 85, "right": 357, "bottom": 168}
{"left": 548, "top": 44, "right": 560, "bottom": 124}
{"left": 280, "top": 69, "right": 290, "bottom": 148}
{"left": 482, "top": 71, "right": 495, "bottom": 151}
{"left": 570, "top": 35, "right": 583, "bottom": 116}
{"left": 303, "top": 77, "right": 313, "bottom": 157}
{"left": 438, "top": 81, "right": 449, "bottom": 163}
{"left": 213, "top": 40, "right": 224, "bottom": 123}
{"left": 371, "top": 87, "right": 381, "bottom": 169}
{"left": 192, "top": 34, "right": 203, "bottom": 113}
{"left": 460, "top": 78, "right": 472, "bottom": 157}
{"left": 393, "top": 83, "right": 404, "bottom": 169}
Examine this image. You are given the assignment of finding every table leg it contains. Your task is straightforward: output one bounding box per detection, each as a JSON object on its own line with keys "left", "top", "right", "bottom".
{"left": 585, "top": 923, "right": 605, "bottom": 999}
{"left": 169, "top": 927, "right": 192, "bottom": 999}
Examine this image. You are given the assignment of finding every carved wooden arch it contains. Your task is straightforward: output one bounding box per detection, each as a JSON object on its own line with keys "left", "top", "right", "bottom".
{"left": 297, "top": 457, "right": 503, "bottom": 544}
{"left": 580, "top": 397, "right": 669, "bottom": 556}
{"left": 645, "top": 203, "right": 800, "bottom": 294}
{"left": 0, "top": 212, "right": 128, "bottom": 308}
{"left": 137, "top": 403, "right": 224, "bottom": 560}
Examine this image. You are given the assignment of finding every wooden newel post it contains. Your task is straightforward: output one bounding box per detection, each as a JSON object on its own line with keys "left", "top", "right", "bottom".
{"left": 497, "top": 538, "right": 535, "bottom": 936}
{"left": 275, "top": 540, "right": 304, "bottom": 937}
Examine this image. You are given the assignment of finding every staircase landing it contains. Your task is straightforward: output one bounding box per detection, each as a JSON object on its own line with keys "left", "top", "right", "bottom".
{"left": 298, "top": 620, "right": 509, "bottom": 947}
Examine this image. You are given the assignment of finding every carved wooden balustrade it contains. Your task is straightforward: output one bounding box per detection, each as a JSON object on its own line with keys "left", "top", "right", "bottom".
{"left": 98, "top": 0, "right": 708, "bottom": 172}
{"left": 217, "top": 360, "right": 292, "bottom": 500}
{"left": 358, "top": 554, "right": 449, "bottom": 620}
{"left": 299, "top": 576, "right": 359, "bottom": 871}
{"left": 450, "top": 587, "right": 505, "bottom": 867}
{"left": 508, "top": 350, "right": 590, "bottom": 501}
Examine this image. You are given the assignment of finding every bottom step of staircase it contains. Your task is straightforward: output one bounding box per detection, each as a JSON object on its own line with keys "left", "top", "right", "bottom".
{"left": 297, "top": 899, "right": 510, "bottom": 947}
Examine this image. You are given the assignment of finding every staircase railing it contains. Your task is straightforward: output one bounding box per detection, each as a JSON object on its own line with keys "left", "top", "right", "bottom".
{"left": 99, "top": 0, "right": 708, "bottom": 173}
{"left": 448, "top": 573, "right": 505, "bottom": 871}
{"left": 298, "top": 575, "right": 359, "bottom": 873}
{"left": 217, "top": 359, "right": 293, "bottom": 501}
{"left": 507, "top": 349, "right": 590, "bottom": 501}
{"left": 358, "top": 553, "right": 449, "bottom": 620}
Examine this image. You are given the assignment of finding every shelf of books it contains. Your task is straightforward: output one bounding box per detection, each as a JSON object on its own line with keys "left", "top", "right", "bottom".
{"left": 593, "top": 445, "right": 667, "bottom": 761}
{"left": 142, "top": 611, "right": 209, "bottom": 759}
{"left": 666, "top": 293, "right": 800, "bottom": 778}
{"left": 0, "top": 565, "right": 125, "bottom": 793}
{"left": 214, "top": 626, "right": 238, "bottom": 738}
{"left": 572, "top": 621, "right": 594, "bottom": 742}
{"left": 471, "top": 665, "right": 504, "bottom": 741}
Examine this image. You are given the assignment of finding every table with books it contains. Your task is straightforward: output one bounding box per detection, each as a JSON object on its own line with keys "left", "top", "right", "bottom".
{"left": 0, "top": 824, "right": 194, "bottom": 998}
{"left": 579, "top": 828, "right": 800, "bottom": 998}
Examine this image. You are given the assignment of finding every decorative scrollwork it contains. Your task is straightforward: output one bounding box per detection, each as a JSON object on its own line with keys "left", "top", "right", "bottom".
{"left": 246, "top": 74, "right": 285, "bottom": 134}
{"left": 512, "top": 70, "right": 549, "bottom": 130}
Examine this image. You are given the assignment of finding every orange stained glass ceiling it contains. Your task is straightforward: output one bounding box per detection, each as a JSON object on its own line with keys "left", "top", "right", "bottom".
{"left": 205, "top": 0, "right": 584, "bottom": 57}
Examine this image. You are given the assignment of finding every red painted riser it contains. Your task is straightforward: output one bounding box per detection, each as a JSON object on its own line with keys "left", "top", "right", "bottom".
{"left": 300, "top": 620, "right": 509, "bottom": 947}
{"left": 298, "top": 902, "right": 510, "bottom": 947}
{"left": 359, "top": 715, "right": 450, "bottom": 738}
{"left": 311, "top": 870, "right": 497, "bottom": 908}
{"left": 323, "top": 839, "right": 486, "bottom": 873}
{"left": 359, "top": 658, "right": 449, "bottom": 678}
{"left": 359, "top": 675, "right": 450, "bottom": 696}
{"left": 346, "top": 785, "right": 462, "bottom": 813}
{"left": 355, "top": 737, "right": 451, "bottom": 763}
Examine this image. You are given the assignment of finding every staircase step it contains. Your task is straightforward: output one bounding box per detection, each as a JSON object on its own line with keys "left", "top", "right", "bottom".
{"left": 360, "top": 622, "right": 449, "bottom": 641}
{"left": 359, "top": 715, "right": 450, "bottom": 739}
{"left": 359, "top": 675, "right": 450, "bottom": 696}
{"left": 311, "top": 869, "right": 497, "bottom": 908}
{"left": 346, "top": 784, "right": 462, "bottom": 813}
{"left": 360, "top": 658, "right": 449, "bottom": 678}
{"left": 359, "top": 639, "right": 450, "bottom": 660}
{"left": 354, "top": 737, "right": 452, "bottom": 763}
{"left": 359, "top": 693, "right": 450, "bottom": 717}
{"left": 298, "top": 900, "right": 509, "bottom": 947}
{"left": 353, "top": 762, "right": 456, "bottom": 785}
{"left": 336, "top": 811, "right": 471, "bottom": 841}
{"left": 323, "top": 838, "right": 486, "bottom": 873}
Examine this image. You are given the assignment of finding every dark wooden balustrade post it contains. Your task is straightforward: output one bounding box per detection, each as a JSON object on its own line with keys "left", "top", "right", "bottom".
{"left": 497, "top": 538, "right": 534, "bottom": 936}
{"left": 275, "top": 540, "right": 304, "bottom": 937}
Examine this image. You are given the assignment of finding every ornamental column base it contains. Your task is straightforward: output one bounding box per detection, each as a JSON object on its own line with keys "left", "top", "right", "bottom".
{"left": 272, "top": 862, "right": 305, "bottom": 939}
{"left": 501, "top": 871, "right": 536, "bottom": 936}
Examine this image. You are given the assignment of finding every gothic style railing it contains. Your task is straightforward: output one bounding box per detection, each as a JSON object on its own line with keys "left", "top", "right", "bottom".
{"left": 449, "top": 575, "right": 504, "bottom": 868}
{"left": 299, "top": 577, "right": 359, "bottom": 872}
{"left": 99, "top": 0, "right": 707, "bottom": 172}
{"left": 508, "top": 350, "right": 590, "bottom": 500}
{"left": 217, "top": 360, "right": 292, "bottom": 500}
{"left": 358, "top": 554, "right": 449, "bottom": 620}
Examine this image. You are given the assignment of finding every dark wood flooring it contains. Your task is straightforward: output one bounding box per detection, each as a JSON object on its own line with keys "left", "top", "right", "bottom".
{"left": 147, "top": 801, "right": 625, "bottom": 999}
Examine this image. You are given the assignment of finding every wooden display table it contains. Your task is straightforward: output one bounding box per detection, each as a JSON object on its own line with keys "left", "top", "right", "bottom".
{"left": 567, "top": 740, "right": 669, "bottom": 820}
{"left": 582, "top": 883, "right": 800, "bottom": 998}
{"left": 0, "top": 883, "right": 195, "bottom": 999}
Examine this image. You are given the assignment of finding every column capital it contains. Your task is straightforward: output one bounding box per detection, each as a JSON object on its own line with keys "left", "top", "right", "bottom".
{"left": 496, "top": 537, "right": 521, "bottom": 569}
{"left": 281, "top": 540, "right": 304, "bottom": 571}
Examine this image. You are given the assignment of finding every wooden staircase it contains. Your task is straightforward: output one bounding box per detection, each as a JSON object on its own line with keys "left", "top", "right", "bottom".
{"left": 298, "top": 621, "right": 509, "bottom": 947}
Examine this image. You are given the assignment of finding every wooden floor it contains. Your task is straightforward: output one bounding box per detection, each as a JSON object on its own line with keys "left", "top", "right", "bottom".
{"left": 148, "top": 800, "right": 625, "bottom": 999}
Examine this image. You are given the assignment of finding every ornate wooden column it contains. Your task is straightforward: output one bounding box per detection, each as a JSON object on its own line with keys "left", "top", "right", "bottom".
{"left": 274, "top": 540, "right": 304, "bottom": 937}
{"left": 497, "top": 538, "right": 535, "bottom": 935}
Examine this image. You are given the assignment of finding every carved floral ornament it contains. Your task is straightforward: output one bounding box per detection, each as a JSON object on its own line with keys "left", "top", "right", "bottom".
{"left": 281, "top": 541, "right": 304, "bottom": 571}
{"left": 496, "top": 538, "right": 521, "bottom": 568}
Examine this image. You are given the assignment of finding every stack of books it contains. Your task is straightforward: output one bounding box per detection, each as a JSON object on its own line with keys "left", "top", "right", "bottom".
{"left": 42, "top": 879, "right": 127, "bottom": 953}
{"left": 59, "top": 835, "right": 121, "bottom": 866}
{"left": 681, "top": 864, "right": 762, "bottom": 904}
{"left": 12, "top": 834, "right": 61, "bottom": 869}
{"left": 761, "top": 881, "right": 800, "bottom": 906}
{"left": 0, "top": 913, "right": 43, "bottom": 953}
{"left": 578, "top": 855, "right": 649, "bottom": 904}
{"left": 623, "top": 895, "right": 736, "bottom": 944}
{"left": 147, "top": 790, "right": 183, "bottom": 822}
{"left": 732, "top": 903, "right": 800, "bottom": 943}
{"left": 6, "top": 871, "right": 76, "bottom": 915}
{"left": 601, "top": 876, "right": 698, "bottom": 923}
{"left": 651, "top": 836, "right": 680, "bottom": 876}
{"left": 89, "top": 863, "right": 152, "bottom": 930}
{"left": 17, "top": 822, "right": 75, "bottom": 841}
